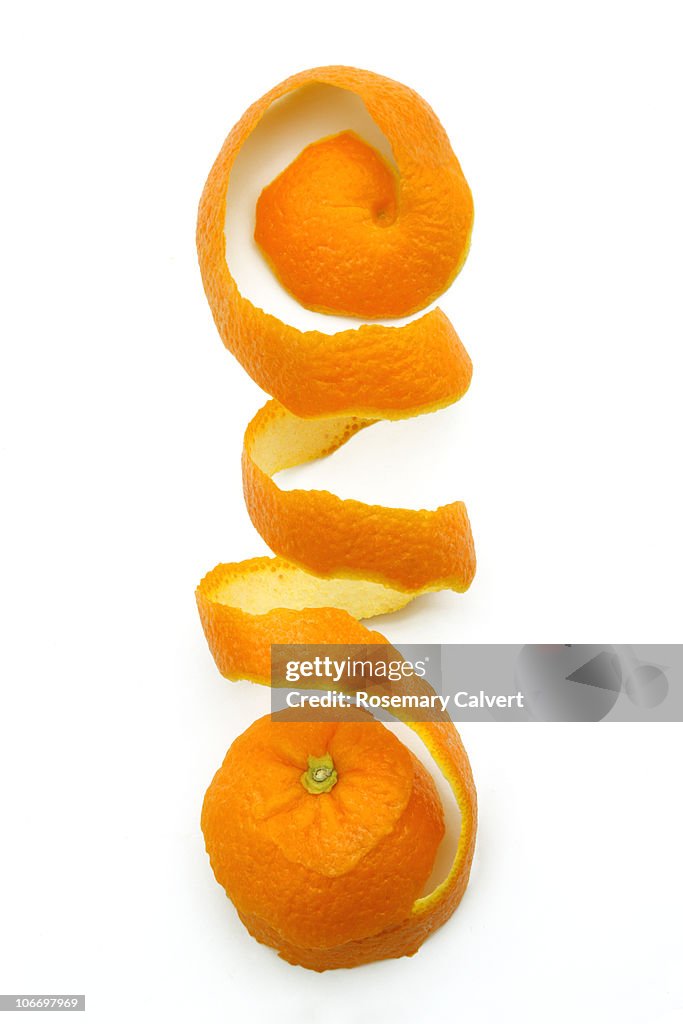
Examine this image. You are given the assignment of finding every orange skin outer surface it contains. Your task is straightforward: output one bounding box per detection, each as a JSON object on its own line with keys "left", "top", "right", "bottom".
{"left": 196, "top": 558, "right": 388, "bottom": 685}
{"left": 242, "top": 400, "right": 476, "bottom": 594}
{"left": 195, "top": 66, "right": 478, "bottom": 969}
{"left": 196, "top": 65, "right": 474, "bottom": 420}
{"left": 236, "top": 719, "right": 476, "bottom": 971}
{"left": 254, "top": 127, "right": 472, "bottom": 319}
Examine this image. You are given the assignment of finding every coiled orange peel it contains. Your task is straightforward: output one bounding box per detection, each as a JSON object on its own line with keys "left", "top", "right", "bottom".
{"left": 196, "top": 66, "right": 477, "bottom": 970}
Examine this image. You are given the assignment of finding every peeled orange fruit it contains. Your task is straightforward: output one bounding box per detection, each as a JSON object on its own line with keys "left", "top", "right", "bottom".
{"left": 195, "top": 66, "right": 478, "bottom": 969}
{"left": 202, "top": 714, "right": 475, "bottom": 971}
{"left": 201, "top": 716, "right": 445, "bottom": 965}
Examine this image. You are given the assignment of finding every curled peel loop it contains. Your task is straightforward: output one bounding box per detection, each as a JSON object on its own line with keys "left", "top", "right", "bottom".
{"left": 196, "top": 66, "right": 477, "bottom": 969}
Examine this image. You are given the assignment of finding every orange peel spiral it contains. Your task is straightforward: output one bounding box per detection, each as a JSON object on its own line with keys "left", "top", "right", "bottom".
{"left": 196, "top": 66, "right": 477, "bottom": 970}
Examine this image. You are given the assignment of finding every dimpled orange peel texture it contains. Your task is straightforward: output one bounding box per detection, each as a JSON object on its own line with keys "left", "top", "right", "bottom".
{"left": 196, "top": 66, "right": 477, "bottom": 970}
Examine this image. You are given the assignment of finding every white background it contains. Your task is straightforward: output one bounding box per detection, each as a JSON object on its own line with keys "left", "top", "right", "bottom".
{"left": 1, "top": 1, "right": 682, "bottom": 1021}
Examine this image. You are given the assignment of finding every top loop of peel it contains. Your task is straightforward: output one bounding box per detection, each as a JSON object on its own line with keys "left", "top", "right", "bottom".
{"left": 254, "top": 127, "right": 471, "bottom": 320}
{"left": 250, "top": 89, "right": 473, "bottom": 320}
{"left": 197, "top": 65, "right": 474, "bottom": 418}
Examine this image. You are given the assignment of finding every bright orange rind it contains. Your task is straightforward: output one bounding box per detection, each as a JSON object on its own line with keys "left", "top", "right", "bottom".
{"left": 195, "top": 65, "right": 478, "bottom": 970}
{"left": 202, "top": 716, "right": 446, "bottom": 960}
{"left": 254, "top": 127, "right": 473, "bottom": 319}
{"left": 202, "top": 711, "right": 476, "bottom": 971}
